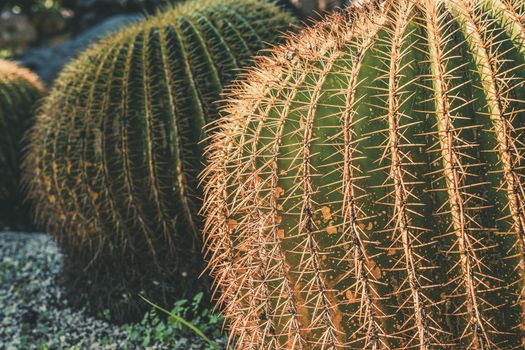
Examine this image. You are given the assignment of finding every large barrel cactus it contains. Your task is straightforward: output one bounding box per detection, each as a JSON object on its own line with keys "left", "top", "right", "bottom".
{"left": 25, "top": 0, "right": 294, "bottom": 320}
{"left": 203, "top": 0, "right": 525, "bottom": 348}
{"left": 0, "top": 60, "right": 44, "bottom": 229}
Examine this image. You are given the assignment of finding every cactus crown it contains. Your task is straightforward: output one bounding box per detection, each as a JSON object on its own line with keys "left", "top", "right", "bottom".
{"left": 203, "top": 0, "right": 525, "bottom": 348}
{"left": 0, "top": 60, "right": 44, "bottom": 92}
{"left": 0, "top": 60, "right": 43, "bottom": 228}
{"left": 25, "top": 0, "right": 294, "bottom": 320}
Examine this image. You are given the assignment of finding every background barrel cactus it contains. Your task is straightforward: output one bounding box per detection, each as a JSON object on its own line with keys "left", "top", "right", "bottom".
{"left": 203, "top": 0, "right": 525, "bottom": 348}
{"left": 0, "top": 60, "right": 44, "bottom": 230}
{"left": 25, "top": 0, "right": 294, "bottom": 321}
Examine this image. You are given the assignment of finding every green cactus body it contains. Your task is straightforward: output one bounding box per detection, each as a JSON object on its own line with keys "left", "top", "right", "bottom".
{"left": 0, "top": 60, "right": 44, "bottom": 228}
{"left": 25, "top": 0, "right": 294, "bottom": 320}
{"left": 203, "top": 0, "right": 525, "bottom": 348}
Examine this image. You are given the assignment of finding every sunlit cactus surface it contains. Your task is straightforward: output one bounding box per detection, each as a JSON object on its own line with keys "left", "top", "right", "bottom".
{"left": 203, "top": 0, "right": 525, "bottom": 348}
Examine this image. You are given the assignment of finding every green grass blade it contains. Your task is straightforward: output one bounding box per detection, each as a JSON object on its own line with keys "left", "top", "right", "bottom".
{"left": 139, "top": 295, "right": 220, "bottom": 350}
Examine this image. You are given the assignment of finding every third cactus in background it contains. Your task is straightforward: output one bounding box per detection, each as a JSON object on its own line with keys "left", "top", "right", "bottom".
{"left": 0, "top": 60, "right": 44, "bottom": 230}
{"left": 203, "top": 0, "right": 525, "bottom": 348}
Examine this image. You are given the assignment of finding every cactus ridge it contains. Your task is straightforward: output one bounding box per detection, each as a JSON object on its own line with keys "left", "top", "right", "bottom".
{"left": 25, "top": 0, "right": 294, "bottom": 320}
{"left": 203, "top": 0, "right": 525, "bottom": 348}
{"left": 0, "top": 60, "right": 44, "bottom": 227}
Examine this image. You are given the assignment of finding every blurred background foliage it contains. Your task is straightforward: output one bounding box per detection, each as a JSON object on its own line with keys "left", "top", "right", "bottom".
{"left": 2, "top": 0, "right": 69, "bottom": 56}
{"left": 0, "top": 0, "right": 344, "bottom": 61}
{"left": 0, "top": 0, "right": 174, "bottom": 56}
{"left": 4, "top": 0, "right": 65, "bottom": 14}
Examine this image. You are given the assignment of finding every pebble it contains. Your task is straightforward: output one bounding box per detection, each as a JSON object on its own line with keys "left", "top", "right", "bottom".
{"left": 0, "top": 232, "right": 226, "bottom": 350}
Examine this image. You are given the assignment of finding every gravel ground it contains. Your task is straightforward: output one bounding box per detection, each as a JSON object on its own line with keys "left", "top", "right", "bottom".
{"left": 0, "top": 232, "right": 227, "bottom": 350}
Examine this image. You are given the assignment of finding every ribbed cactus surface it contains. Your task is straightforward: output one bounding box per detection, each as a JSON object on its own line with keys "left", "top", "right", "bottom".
{"left": 25, "top": 0, "right": 294, "bottom": 320}
{"left": 203, "top": 0, "right": 525, "bottom": 348}
{"left": 0, "top": 60, "right": 44, "bottom": 228}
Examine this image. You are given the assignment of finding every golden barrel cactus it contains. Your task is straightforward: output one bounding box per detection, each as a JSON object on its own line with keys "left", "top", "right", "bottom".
{"left": 25, "top": 0, "right": 295, "bottom": 320}
{"left": 203, "top": 0, "right": 525, "bottom": 348}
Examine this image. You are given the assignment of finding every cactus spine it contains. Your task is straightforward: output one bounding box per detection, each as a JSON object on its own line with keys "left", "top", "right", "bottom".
{"left": 0, "top": 60, "right": 44, "bottom": 228}
{"left": 25, "top": 0, "right": 294, "bottom": 320}
{"left": 203, "top": 0, "right": 525, "bottom": 348}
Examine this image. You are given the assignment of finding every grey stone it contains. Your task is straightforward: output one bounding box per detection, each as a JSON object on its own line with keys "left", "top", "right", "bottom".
{"left": 12, "top": 14, "right": 142, "bottom": 85}
{"left": 0, "top": 232, "right": 226, "bottom": 349}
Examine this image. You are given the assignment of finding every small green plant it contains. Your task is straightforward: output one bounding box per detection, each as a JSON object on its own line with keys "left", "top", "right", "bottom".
{"left": 140, "top": 293, "right": 221, "bottom": 349}
{"left": 0, "top": 50, "right": 12, "bottom": 58}
{"left": 117, "top": 294, "right": 225, "bottom": 349}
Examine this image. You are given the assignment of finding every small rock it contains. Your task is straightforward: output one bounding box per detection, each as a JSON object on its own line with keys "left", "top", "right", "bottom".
{"left": 13, "top": 13, "right": 142, "bottom": 85}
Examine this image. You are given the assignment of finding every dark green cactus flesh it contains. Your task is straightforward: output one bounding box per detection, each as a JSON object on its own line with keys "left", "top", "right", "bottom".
{"left": 203, "top": 0, "right": 525, "bottom": 348}
{"left": 0, "top": 60, "right": 44, "bottom": 228}
{"left": 25, "top": 0, "right": 294, "bottom": 319}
